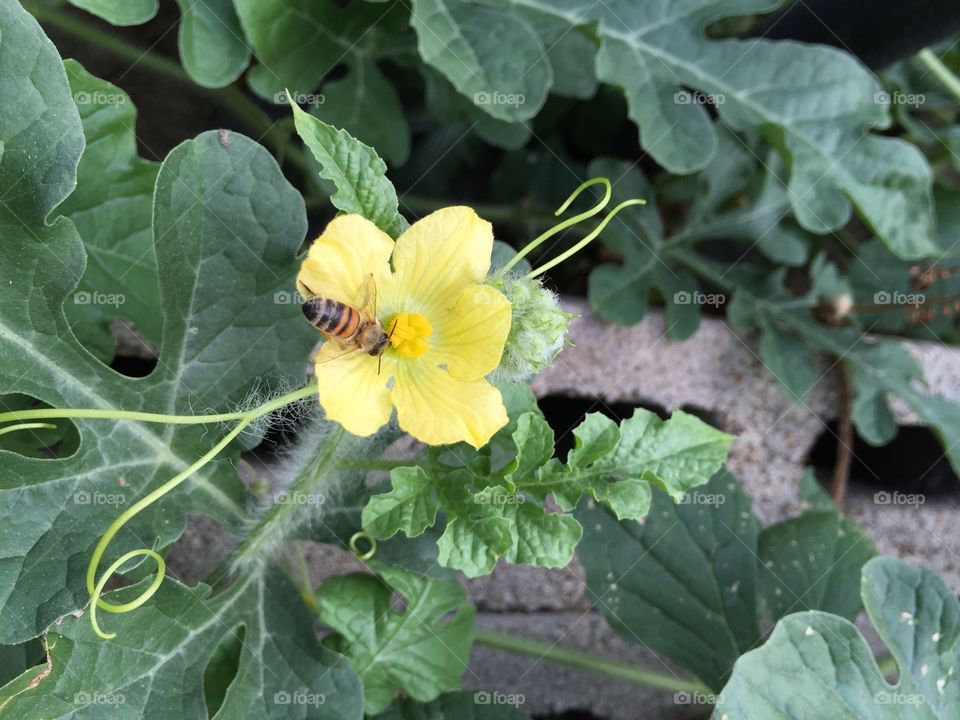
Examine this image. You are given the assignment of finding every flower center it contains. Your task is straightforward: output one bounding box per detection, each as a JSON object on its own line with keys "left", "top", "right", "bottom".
{"left": 387, "top": 312, "right": 433, "bottom": 359}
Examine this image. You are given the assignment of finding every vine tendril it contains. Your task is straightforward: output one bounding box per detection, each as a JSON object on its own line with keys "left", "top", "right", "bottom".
{"left": 493, "top": 177, "right": 646, "bottom": 280}
{"left": 0, "top": 383, "right": 318, "bottom": 639}
{"left": 349, "top": 531, "right": 377, "bottom": 561}
{"left": 527, "top": 198, "right": 647, "bottom": 279}
{"left": 496, "top": 177, "right": 612, "bottom": 277}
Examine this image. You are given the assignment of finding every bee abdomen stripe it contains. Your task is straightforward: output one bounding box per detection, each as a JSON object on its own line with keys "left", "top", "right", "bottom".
{"left": 330, "top": 306, "right": 354, "bottom": 337}
{"left": 303, "top": 297, "right": 339, "bottom": 331}
{"left": 339, "top": 310, "right": 360, "bottom": 339}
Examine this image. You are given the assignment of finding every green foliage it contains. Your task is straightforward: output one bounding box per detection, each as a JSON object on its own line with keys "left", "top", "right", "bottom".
{"left": 0, "top": 4, "right": 313, "bottom": 643}
{"left": 59, "top": 60, "right": 161, "bottom": 358}
{"left": 291, "top": 102, "right": 409, "bottom": 237}
{"left": 716, "top": 556, "right": 960, "bottom": 718}
{"left": 363, "top": 385, "right": 732, "bottom": 576}
{"left": 577, "top": 469, "right": 877, "bottom": 691}
{"left": 8, "top": 0, "right": 960, "bottom": 715}
{"left": 758, "top": 473, "right": 877, "bottom": 623}
{"left": 67, "top": 0, "right": 157, "bottom": 26}
{"left": 375, "top": 691, "right": 530, "bottom": 719}
{"left": 318, "top": 561, "right": 475, "bottom": 714}
{"left": 175, "top": 0, "right": 249, "bottom": 88}
{"left": 0, "top": 571, "right": 364, "bottom": 719}
{"left": 310, "top": 57, "right": 411, "bottom": 166}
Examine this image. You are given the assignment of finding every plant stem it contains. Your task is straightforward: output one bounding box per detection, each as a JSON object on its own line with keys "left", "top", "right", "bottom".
{"left": 668, "top": 247, "right": 738, "bottom": 293}
{"left": 831, "top": 364, "right": 853, "bottom": 507}
{"left": 473, "top": 628, "right": 710, "bottom": 694}
{"left": 917, "top": 48, "right": 960, "bottom": 103}
{"left": 230, "top": 423, "right": 346, "bottom": 571}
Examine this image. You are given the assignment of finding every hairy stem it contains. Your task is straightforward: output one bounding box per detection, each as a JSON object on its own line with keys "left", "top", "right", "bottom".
{"left": 473, "top": 628, "right": 711, "bottom": 694}
{"left": 231, "top": 423, "right": 346, "bottom": 570}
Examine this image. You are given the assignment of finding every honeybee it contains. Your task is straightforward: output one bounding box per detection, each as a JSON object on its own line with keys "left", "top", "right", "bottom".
{"left": 301, "top": 274, "right": 392, "bottom": 366}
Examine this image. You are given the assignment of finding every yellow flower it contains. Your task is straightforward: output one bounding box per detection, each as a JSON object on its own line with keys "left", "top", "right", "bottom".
{"left": 296, "top": 207, "right": 512, "bottom": 448}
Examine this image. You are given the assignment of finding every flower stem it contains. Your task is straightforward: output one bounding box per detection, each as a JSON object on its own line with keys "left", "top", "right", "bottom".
{"left": 473, "top": 628, "right": 710, "bottom": 694}
{"left": 917, "top": 48, "right": 960, "bottom": 103}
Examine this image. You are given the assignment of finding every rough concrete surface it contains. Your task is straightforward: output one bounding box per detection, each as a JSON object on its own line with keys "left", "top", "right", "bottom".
{"left": 165, "top": 298, "right": 960, "bottom": 719}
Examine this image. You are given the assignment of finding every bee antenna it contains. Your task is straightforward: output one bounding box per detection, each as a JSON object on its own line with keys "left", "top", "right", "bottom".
{"left": 378, "top": 320, "right": 398, "bottom": 376}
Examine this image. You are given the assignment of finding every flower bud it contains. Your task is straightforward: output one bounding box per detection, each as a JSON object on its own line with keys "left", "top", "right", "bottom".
{"left": 488, "top": 273, "right": 573, "bottom": 381}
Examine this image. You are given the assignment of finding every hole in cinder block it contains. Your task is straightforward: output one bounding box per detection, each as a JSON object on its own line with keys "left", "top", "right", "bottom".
{"left": 807, "top": 422, "right": 960, "bottom": 497}
{"left": 538, "top": 395, "right": 729, "bottom": 462}
{"left": 537, "top": 395, "right": 668, "bottom": 462}
{"left": 678, "top": 403, "right": 728, "bottom": 433}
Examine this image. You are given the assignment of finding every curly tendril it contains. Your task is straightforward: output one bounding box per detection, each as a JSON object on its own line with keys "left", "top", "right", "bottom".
{"left": 494, "top": 176, "right": 646, "bottom": 279}
{"left": 0, "top": 383, "right": 318, "bottom": 639}
{"left": 349, "top": 531, "right": 377, "bottom": 561}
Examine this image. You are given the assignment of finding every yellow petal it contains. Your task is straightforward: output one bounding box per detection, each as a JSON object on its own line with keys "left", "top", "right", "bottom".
{"left": 391, "top": 360, "right": 508, "bottom": 449}
{"left": 297, "top": 214, "right": 394, "bottom": 307}
{"left": 430, "top": 284, "right": 511, "bottom": 381}
{"left": 390, "top": 207, "right": 493, "bottom": 312}
{"left": 314, "top": 344, "right": 392, "bottom": 437}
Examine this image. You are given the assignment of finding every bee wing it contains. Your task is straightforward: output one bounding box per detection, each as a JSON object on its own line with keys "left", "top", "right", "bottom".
{"left": 358, "top": 273, "right": 378, "bottom": 321}
{"left": 309, "top": 340, "right": 362, "bottom": 367}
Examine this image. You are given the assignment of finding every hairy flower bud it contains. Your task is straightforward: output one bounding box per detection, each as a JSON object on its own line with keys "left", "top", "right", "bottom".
{"left": 489, "top": 273, "right": 573, "bottom": 381}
